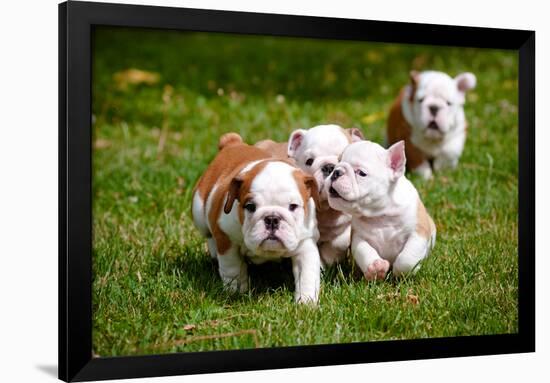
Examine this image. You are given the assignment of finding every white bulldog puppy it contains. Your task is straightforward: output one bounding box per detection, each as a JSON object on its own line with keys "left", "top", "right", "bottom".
{"left": 192, "top": 133, "right": 321, "bottom": 304}
{"left": 287, "top": 124, "right": 364, "bottom": 266}
{"left": 387, "top": 70, "right": 476, "bottom": 180}
{"left": 326, "top": 140, "right": 436, "bottom": 280}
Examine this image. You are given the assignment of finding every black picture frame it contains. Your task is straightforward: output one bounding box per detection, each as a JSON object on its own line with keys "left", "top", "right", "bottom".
{"left": 59, "top": 1, "right": 535, "bottom": 381}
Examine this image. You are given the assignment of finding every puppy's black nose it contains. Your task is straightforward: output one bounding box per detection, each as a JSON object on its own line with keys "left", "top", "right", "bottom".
{"left": 331, "top": 169, "right": 342, "bottom": 181}
{"left": 429, "top": 105, "right": 440, "bottom": 116}
{"left": 321, "top": 163, "right": 335, "bottom": 178}
{"left": 264, "top": 215, "right": 280, "bottom": 231}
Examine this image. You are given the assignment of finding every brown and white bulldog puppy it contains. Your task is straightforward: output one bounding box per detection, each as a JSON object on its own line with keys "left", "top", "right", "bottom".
{"left": 326, "top": 140, "right": 436, "bottom": 280}
{"left": 287, "top": 124, "right": 364, "bottom": 266}
{"left": 192, "top": 133, "right": 321, "bottom": 304}
{"left": 387, "top": 70, "right": 476, "bottom": 180}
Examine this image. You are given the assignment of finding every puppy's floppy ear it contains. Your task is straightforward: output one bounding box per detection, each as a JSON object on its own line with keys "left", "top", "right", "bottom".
{"left": 304, "top": 175, "right": 320, "bottom": 210}
{"left": 455, "top": 72, "right": 476, "bottom": 93}
{"left": 387, "top": 140, "right": 406, "bottom": 180}
{"left": 409, "top": 70, "right": 420, "bottom": 86}
{"left": 409, "top": 70, "right": 421, "bottom": 101}
{"left": 347, "top": 127, "right": 365, "bottom": 142}
{"left": 224, "top": 176, "right": 243, "bottom": 214}
{"left": 288, "top": 129, "right": 306, "bottom": 158}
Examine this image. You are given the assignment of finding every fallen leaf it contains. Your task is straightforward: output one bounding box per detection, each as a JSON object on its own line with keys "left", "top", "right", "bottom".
{"left": 183, "top": 324, "right": 196, "bottom": 331}
{"left": 407, "top": 294, "right": 420, "bottom": 305}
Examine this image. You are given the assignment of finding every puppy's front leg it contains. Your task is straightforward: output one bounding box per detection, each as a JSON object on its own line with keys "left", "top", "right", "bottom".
{"left": 392, "top": 233, "right": 430, "bottom": 277}
{"left": 433, "top": 155, "right": 458, "bottom": 172}
{"left": 352, "top": 235, "right": 389, "bottom": 281}
{"left": 291, "top": 239, "right": 321, "bottom": 304}
{"left": 217, "top": 246, "right": 248, "bottom": 293}
{"left": 413, "top": 161, "right": 433, "bottom": 180}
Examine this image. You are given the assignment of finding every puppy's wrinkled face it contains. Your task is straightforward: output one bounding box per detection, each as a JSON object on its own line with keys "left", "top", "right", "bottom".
{"left": 326, "top": 140, "right": 406, "bottom": 215}
{"left": 407, "top": 71, "right": 476, "bottom": 140}
{"left": 287, "top": 124, "right": 363, "bottom": 203}
{"left": 225, "top": 161, "right": 318, "bottom": 255}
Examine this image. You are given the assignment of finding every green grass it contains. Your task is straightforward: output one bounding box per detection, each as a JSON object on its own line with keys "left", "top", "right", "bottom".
{"left": 91, "top": 27, "right": 518, "bottom": 356}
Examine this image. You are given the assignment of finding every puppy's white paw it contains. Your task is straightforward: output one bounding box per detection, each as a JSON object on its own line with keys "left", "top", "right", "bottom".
{"left": 295, "top": 293, "right": 319, "bottom": 306}
{"left": 222, "top": 276, "right": 249, "bottom": 294}
{"left": 364, "top": 259, "right": 390, "bottom": 281}
{"left": 414, "top": 163, "right": 433, "bottom": 180}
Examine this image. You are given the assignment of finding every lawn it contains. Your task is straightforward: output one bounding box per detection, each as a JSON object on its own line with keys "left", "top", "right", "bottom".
{"left": 91, "top": 27, "right": 518, "bottom": 356}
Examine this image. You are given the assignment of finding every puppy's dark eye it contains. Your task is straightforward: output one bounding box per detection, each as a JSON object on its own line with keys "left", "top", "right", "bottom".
{"left": 305, "top": 158, "right": 314, "bottom": 166}
{"left": 446, "top": 101, "right": 452, "bottom": 106}
{"left": 418, "top": 97, "right": 424, "bottom": 103}
{"left": 355, "top": 169, "right": 367, "bottom": 177}
{"left": 289, "top": 204, "right": 299, "bottom": 212}
{"left": 244, "top": 203, "right": 256, "bottom": 213}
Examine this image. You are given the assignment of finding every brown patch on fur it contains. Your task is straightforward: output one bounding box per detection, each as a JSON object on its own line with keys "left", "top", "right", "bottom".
{"left": 194, "top": 143, "right": 270, "bottom": 254}
{"left": 344, "top": 127, "right": 365, "bottom": 143}
{"left": 231, "top": 161, "right": 271, "bottom": 224}
{"left": 339, "top": 127, "right": 364, "bottom": 143}
{"left": 416, "top": 198, "right": 435, "bottom": 239}
{"left": 292, "top": 170, "right": 320, "bottom": 214}
{"left": 254, "top": 139, "right": 294, "bottom": 163}
{"left": 218, "top": 132, "right": 243, "bottom": 151}
{"left": 387, "top": 89, "right": 426, "bottom": 171}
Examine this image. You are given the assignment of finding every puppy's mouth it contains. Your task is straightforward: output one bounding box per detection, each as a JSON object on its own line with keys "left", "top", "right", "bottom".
{"left": 427, "top": 121, "right": 439, "bottom": 131}
{"left": 259, "top": 233, "right": 286, "bottom": 252}
{"left": 425, "top": 121, "right": 444, "bottom": 141}
{"left": 329, "top": 186, "right": 341, "bottom": 198}
{"left": 329, "top": 186, "right": 350, "bottom": 202}
{"left": 261, "top": 233, "right": 282, "bottom": 243}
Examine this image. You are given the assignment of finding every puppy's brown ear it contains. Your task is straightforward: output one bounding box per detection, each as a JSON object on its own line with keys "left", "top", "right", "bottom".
{"left": 409, "top": 70, "right": 420, "bottom": 86}
{"left": 347, "top": 127, "right": 365, "bottom": 142}
{"left": 409, "top": 70, "right": 421, "bottom": 102}
{"left": 304, "top": 175, "right": 320, "bottom": 210}
{"left": 224, "top": 176, "right": 243, "bottom": 214}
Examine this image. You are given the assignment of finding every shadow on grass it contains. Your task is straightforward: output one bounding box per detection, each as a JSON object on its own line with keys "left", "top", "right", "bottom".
{"left": 169, "top": 248, "right": 299, "bottom": 302}
{"left": 171, "top": 245, "right": 374, "bottom": 305}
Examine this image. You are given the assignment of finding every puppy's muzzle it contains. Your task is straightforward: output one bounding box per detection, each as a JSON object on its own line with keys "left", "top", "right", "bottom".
{"left": 429, "top": 104, "right": 440, "bottom": 117}
{"left": 331, "top": 169, "right": 343, "bottom": 181}
{"left": 321, "top": 163, "right": 335, "bottom": 178}
{"left": 427, "top": 121, "right": 440, "bottom": 131}
{"left": 264, "top": 215, "right": 280, "bottom": 231}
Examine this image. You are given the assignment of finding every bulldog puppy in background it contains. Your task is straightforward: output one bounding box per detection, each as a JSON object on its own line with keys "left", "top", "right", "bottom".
{"left": 287, "top": 124, "right": 364, "bottom": 266}
{"left": 326, "top": 140, "right": 436, "bottom": 280}
{"left": 387, "top": 70, "right": 476, "bottom": 179}
{"left": 192, "top": 133, "right": 321, "bottom": 304}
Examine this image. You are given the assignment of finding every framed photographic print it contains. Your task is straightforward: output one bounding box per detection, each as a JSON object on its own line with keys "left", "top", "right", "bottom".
{"left": 59, "top": 1, "right": 535, "bottom": 381}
